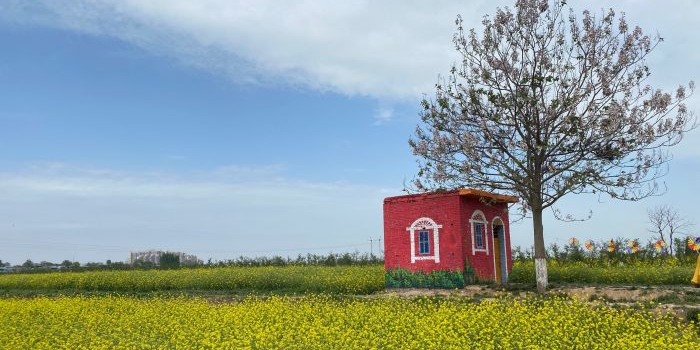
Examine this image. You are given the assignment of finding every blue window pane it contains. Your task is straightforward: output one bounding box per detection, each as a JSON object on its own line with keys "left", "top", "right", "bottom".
{"left": 419, "top": 231, "right": 430, "bottom": 255}
{"left": 475, "top": 223, "right": 484, "bottom": 249}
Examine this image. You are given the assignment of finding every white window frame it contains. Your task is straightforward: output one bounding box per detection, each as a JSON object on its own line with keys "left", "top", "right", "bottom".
{"left": 406, "top": 217, "right": 442, "bottom": 263}
{"left": 470, "top": 210, "right": 489, "bottom": 255}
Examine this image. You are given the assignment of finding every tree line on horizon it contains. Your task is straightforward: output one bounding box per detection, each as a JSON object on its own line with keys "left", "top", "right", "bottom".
{"left": 512, "top": 235, "right": 698, "bottom": 266}
{"left": 0, "top": 251, "right": 385, "bottom": 273}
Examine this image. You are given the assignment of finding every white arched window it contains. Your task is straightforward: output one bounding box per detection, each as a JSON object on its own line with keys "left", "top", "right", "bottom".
{"left": 470, "top": 210, "right": 488, "bottom": 255}
{"left": 406, "top": 217, "right": 442, "bottom": 263}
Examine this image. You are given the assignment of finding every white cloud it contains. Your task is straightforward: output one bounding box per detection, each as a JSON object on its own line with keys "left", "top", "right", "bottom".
{"left": 0, "top": 0, "right": 489, "bottom": 99}
{"left": 2, "top": 0, "right": 698, "bottom": 103}
{"left": 373, "top": 107, "right": 394, "bottom": 125}
{"left": 0, "top": 163, "right": 392, "bottom": 264}
{"left": 2, "top": 1, "right": 698, "bottom": 103}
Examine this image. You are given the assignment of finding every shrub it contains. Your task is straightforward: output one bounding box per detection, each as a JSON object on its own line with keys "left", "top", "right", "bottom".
{"left": 159, "top": 253, "right": 180, "bottom": 269}
{"left": 686, "top": 308, "right": 700, "bottom": 324}
{"left": 385, "top": 268, "right": 465, "bottom": 289}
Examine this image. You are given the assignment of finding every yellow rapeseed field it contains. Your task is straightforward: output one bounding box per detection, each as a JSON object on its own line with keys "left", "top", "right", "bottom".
{"left": 0, "top": 265, "right": 384, "bottom": 294}
{"left": 1, "top": 295, "right": 697, "bottom": 349}
{"left": 510, "top": 260, "right": 696, "bottom": 285}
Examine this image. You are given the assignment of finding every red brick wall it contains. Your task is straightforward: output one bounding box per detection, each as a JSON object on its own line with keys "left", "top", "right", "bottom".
{"left": 383, "top": 192, "right": 464, "bottom": 273}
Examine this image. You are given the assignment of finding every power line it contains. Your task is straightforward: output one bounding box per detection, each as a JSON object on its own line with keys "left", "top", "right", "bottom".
{"left": 368, "top": 237, "right": 383, "bottom": 256}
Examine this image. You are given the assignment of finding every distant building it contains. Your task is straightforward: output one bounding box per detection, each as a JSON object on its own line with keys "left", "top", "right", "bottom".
{"left": 128, "top": 250, "right": 199, "bottom": 266}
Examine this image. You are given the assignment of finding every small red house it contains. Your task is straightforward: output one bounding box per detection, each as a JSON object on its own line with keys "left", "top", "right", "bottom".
{"left": 383, "top": 189, "right": 518, "bottom": 283}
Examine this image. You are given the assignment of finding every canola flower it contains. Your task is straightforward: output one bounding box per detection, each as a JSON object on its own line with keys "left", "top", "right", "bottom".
{"left": 0, "top": 295, "right": 697, "bottom": 350}
{"left": 0, "top": 265, "right": 384, "bottom": 294}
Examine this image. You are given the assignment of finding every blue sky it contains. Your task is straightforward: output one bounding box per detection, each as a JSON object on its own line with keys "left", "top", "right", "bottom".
{"left": 0, "top": 0, "right": 699, "bottom": 264}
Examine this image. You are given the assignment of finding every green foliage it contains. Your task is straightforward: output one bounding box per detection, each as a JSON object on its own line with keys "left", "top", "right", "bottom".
{"left": 512, "top": 236, "right": 699, "bottom": 267}
{"left": 217, "top": 252, "right": 382, "bottom": 267}
{"left": 686, "top": 308, "right": 700, "bottom": 324}
{"left": 509, "top": 260, "right": 695, "bottom": 285}
{"left": 463, "top": 263, "right": 476, "bottom": 285}
{"left": 159, "top": 253, "right": 180, "bottom": 269}
{"left": 133, "top": 261, "right": 156, "bottom": 269}
{"left": 384, "top": 269, "right": 465, "bottom": 289}
{"left": 6, "top": 253, "right": 382, "bottom": 275}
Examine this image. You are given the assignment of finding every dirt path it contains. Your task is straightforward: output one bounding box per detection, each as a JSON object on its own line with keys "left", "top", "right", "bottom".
{"left": 379, "top": 284, "right": 699, "bottom": 301}
{"left": 377, "top": 284, "right": 700, "bottom": 322}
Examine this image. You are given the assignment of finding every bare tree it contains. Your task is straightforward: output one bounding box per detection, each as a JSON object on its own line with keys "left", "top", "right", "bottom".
{"left": 410, "top": 0, "right": 695, "bottom": 292}
{"left": 647, "top": 205, "right": 693, "bottom": 255}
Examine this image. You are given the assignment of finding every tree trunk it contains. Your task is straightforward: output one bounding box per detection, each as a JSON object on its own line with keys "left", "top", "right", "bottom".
{"left": 532, "top": 207, "right": 548, "bottom": 293}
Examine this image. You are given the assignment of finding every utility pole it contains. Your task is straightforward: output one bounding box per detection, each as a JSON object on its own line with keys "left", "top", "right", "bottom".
{"left": 369, "top": 237, "right": 383, "bottom": 258}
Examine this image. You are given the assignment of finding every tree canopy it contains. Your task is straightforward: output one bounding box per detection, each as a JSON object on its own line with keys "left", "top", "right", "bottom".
{"left": 410, "top": 0, "right": 695, "bottom": 292}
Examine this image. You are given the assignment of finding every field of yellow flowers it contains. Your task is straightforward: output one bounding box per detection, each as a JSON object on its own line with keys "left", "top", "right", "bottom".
{"left": 510, "top": 260, "right": 695, "bottom": 285}
{"left": 0, "top": 265, "right": 384, "bottom": 294}
{"left": 1, "top": 295, "right": 697, "bottom": 349}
